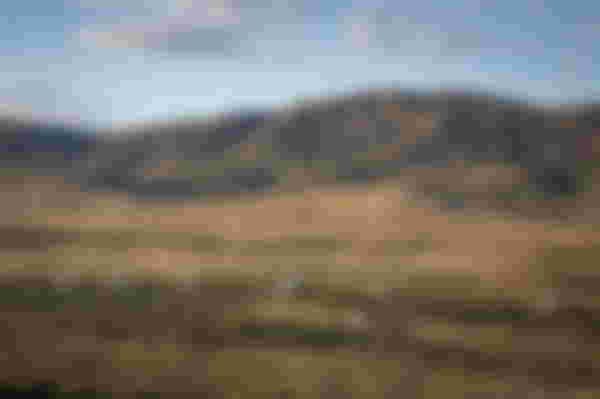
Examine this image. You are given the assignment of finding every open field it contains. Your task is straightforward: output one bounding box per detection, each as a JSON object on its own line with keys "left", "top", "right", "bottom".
{"left": 2, "top": 180, "right": 600, "bottom": 397}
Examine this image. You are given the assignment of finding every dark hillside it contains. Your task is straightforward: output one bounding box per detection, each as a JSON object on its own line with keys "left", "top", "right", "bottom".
{"left": 0, "top": 117, "right": 97, "bottom": 172}
{"left": 72, "top": 88, "right": 600, "bottom": 214}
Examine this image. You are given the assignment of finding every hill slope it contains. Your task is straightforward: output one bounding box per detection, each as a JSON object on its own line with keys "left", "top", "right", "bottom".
{"left": 0, "top": 116, "right": 97, "bottom": 172}
{"left": 70, "top": 88, "right": 600, "bottom": 214}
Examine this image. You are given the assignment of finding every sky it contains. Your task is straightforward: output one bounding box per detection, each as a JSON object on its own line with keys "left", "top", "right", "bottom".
{"left": 1, "top": 0, "right": 598, "bottom": 129}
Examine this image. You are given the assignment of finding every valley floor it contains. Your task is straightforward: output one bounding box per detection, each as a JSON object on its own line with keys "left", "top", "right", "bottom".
{"left": 2, "top": 180, "right": 600, "bottom": 397}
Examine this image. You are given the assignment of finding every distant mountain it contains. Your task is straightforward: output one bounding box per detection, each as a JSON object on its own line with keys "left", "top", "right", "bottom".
{"left": 75, "top": 88, "right": 600, "bottom": 211}
{"left": 78, "top": 110, "right": 272, "bottom": 196}
{"left": 0, "top": 116, "right": 97, "bottom": 173}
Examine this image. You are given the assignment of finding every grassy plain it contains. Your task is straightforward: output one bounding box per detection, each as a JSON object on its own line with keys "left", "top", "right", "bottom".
{"left": 2, "top": 179, "right": 600, "bottom": 397}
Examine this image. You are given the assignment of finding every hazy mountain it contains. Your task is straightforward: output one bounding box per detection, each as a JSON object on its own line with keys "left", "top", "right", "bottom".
{"left": 6, "top": 87, "right": 595, "bottom": 216}
{"left": 0, "top": 116, "right": 97, "bottom": 173}
{"left": 77, "top": 88, "right": 599, "bottom": 207}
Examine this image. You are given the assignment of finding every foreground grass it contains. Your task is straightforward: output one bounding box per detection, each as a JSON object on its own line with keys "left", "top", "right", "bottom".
{"left": 3, "top": 269, "right": 600, "bottom": 396}
{"left": 2, "top": 180, "right": 600, "bottom": 396}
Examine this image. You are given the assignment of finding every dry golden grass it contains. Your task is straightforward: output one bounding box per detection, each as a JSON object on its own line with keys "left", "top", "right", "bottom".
{"left": 18, "top": 179, "right": 598, "bottom": 293}
{"left": 3, "top": 178, "right": 600, "bottom": 396}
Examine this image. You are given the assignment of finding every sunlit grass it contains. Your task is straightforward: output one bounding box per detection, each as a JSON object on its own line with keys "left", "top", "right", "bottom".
{"left": 2, "top": 178, "right": 600, "bottom": 396}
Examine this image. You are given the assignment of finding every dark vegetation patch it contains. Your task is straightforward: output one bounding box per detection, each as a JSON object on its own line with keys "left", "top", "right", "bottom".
{"left": 0, "top": 225, "right": 77, "bottom": 251}
{"left": 239, "top": 322, "right": 373, "bottom": 348}
{"left": 0, "top": 382, "right": 111, "bottom": 398}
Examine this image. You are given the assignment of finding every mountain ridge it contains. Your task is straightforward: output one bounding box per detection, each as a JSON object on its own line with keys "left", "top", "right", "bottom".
{"left": 81, "top": 88, "right": 599, "bottom": 202}
{"left": 3, "top": 87, "right": 599, "bottom": 217}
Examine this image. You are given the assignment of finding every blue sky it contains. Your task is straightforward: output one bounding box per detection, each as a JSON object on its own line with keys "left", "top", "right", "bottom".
{"left": 1, "top": 0, "right": 598, "bottom": 128}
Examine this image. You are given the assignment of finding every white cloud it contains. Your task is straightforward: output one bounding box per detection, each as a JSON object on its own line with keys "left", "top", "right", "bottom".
{"left": 169, "top": 0, "right": 240, "bottom": 25}
{"left": 74, "top": 0, "right": 292, "bottom": 56}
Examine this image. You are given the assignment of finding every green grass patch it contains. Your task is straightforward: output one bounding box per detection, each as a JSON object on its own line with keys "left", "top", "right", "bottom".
{"left": 239, "top": 322, "right": 372, "bottom": 347}
{"left": 0, "top": 283, "right": 99, "bottom": 312}
{"left": 0, "top": 279, "right": 174, "bottom": 313}
{"left": 0, "top": 383, "right": 111, "bottom": 398}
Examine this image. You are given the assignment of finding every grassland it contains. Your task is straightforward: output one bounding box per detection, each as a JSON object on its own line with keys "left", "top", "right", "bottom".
{"left": 2, "top": 179, "right": 600, "bottom": 397}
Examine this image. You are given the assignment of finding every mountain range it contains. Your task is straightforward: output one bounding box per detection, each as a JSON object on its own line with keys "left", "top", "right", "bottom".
{"left": 0, "top": 115, "right": 96, "bottom": 171}
{"left": 2, "top": 87, "right": 599, "bottom": 215}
